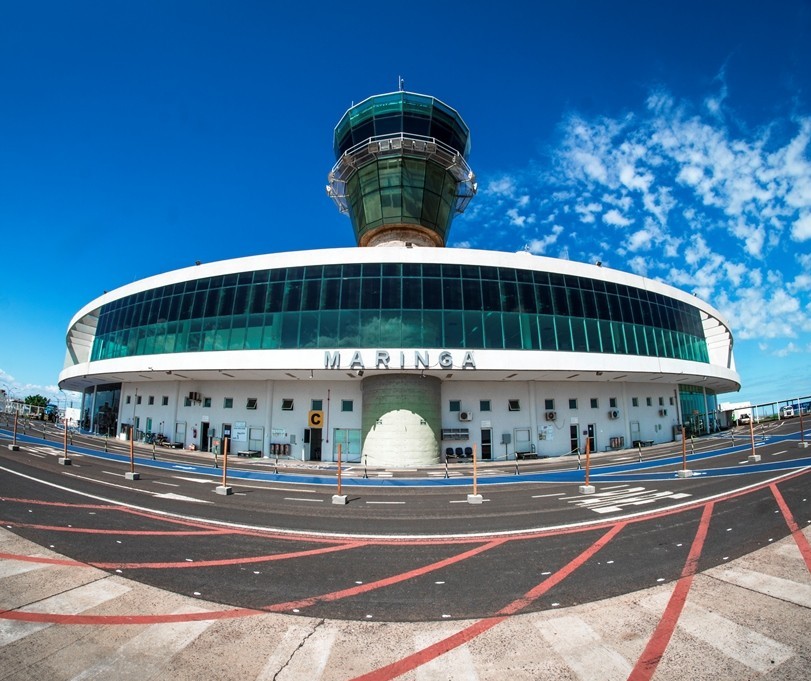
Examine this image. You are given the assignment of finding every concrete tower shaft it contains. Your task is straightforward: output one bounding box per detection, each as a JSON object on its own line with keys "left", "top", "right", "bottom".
{"left": 326, "top": 91, "right": 477, "bottom": 247}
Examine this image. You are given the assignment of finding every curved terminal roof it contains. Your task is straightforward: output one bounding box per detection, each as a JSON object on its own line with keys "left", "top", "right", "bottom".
{"left": 60, "top": 247, "right": 740, "bottom": 395}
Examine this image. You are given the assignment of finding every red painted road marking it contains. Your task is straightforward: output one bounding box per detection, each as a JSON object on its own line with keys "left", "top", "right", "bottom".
{"left": 263, "top": 538, "right": 508, "bottom": 613}
{"left": 0, "top": 551, "right": 86, "bottom": 567}
{"left": 627, "top": 502, "right": 714, "bottom": 681}
{"left": 92, "top": 541, "right": 364, "bottom": 570}
{"left": 0, "top": 520, "right": 230, "bottom": 536}
{"left": 0, "top": 606, "right": 265, "bottom": 625}
{"left": 348, "top": 523, "right": 625, "bottom": 681}
{"left": 771, "top": 482, "right": 811, "bottom": 574}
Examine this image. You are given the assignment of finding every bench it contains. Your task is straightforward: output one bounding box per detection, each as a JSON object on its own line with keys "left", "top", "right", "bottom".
{"left": 515, "top": 450, "right": 538, "bottom": 460}
{"left": 237, "top": 449, "right": 262, "bottom": 458}
{"left": 632, "top": 440, "right": 654, "bottom": 448}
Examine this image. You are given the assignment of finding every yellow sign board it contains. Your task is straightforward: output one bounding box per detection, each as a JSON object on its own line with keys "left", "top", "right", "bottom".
{"left": 308, "top": 410, "right": 324, "bottom": 428}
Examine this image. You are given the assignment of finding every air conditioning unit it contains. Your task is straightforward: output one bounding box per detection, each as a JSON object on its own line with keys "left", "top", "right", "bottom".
{"left": 545, "top": 410, "right": 557, "bottom": 421}
{"left": 659, "top": 408, "right": 668, "bottom": 417}
{"left": 608, "top": 408, "right": 620, "bottom": 420}
{"left": 459, "top": 411, "right": 472, "bottom": 422}
{"left": 189, "top": 391, "right": 201, "bottom": 403}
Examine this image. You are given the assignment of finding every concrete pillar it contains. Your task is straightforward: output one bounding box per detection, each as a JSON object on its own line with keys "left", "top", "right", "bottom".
{"left": 361, "top": 374, "right": 441, "bottom": 467}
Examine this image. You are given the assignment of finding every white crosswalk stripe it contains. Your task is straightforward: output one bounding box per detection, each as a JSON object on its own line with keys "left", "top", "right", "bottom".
{"left": 0, "top": 556, "right": 49, "bottom": 579}
{"left": 641, "top": 588, "right": 794, "bottom": 674}
{"left": 536, "top": 615, "right": 632, "bottom": 681}
{"left": 256, "top": 624, "right": 336, "bottom": 680}
{"left": 415, "top": 628, "right": 480, "bottom": 680}
{"left": 69, "top": 607, "right": 214, "bottom": 681}
{"left": 0, "top": 578, "right": 130, "bottom": 646}
{"left": 705, "top": 566, "right": 811, "bottom": 609}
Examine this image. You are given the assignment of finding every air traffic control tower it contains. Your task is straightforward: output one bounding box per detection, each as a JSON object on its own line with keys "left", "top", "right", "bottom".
{"left": 327, "top": 90, "right": 477, "bottom": 248}
{"left": 326, "top": 90, "right": 478, "bottom": 466}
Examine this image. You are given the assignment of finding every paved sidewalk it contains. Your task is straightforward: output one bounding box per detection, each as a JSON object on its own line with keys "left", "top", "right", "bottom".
{"left": 1, "top": 523, "right": 809, "bottom": 680}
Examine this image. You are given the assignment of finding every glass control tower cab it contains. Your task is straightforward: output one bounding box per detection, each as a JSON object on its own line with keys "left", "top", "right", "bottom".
{"left": 327, "top": 91, "right": 477, "bottom": 247}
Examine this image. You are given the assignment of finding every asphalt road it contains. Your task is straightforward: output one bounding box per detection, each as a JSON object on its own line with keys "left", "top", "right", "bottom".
{"left": 1, "top": 418, "right": 808, "bottom": 623}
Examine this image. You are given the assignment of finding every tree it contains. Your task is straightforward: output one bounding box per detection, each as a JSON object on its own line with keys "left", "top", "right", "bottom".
{"left": 24, "top": 394, "right": 49, "bottom": 420}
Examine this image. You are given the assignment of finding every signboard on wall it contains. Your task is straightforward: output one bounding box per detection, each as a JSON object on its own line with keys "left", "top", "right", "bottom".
{"left": 232, "top": 421, "right": 247, "bottom": 442}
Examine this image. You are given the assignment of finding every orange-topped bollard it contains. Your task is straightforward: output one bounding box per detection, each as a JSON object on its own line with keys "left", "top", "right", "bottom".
{"left": 216, "top": 436, "right": 233, "bottom": 495}
{"left": 332, "top": 444, "right": 348, "bottom": 504}
{"left": 579, "top": 434, "right": 595, "bottom": 494}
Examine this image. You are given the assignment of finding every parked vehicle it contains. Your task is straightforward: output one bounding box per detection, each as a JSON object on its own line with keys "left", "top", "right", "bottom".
{"left": 738, "top": 413, "right": 752, "bottom": 425}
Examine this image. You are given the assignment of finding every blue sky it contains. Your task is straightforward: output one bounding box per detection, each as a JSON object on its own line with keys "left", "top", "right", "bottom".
{"left": 1, "top": 1, "right": 809, "bottom": 408}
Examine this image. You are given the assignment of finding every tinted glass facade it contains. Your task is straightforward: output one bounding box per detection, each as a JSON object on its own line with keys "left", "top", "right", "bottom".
{"left": 334, "top": 92, "right": 471, "bottom": 158}
{"left": 346, "top": 157, "right": 458, "bottom": 243}
{"left": 90, "top": 264, "right": 710, "bottom": 364}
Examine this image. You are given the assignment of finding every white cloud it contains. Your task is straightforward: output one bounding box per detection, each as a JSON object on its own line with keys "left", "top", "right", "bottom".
{"left": 792, "top": 213, "right": 811, "bottom": 241}
{"left": 603, "top": 209, "right": 632, "bottom": 227}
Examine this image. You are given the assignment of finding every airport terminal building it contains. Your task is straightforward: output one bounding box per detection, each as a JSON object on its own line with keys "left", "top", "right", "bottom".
{"left": 58, "top": 90, "right": 740, "bottom": 465}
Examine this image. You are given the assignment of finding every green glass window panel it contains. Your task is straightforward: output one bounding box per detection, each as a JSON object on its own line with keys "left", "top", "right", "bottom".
{"left": 229, "top": 326, "right": 245, "bottom": 350}
{"left": 539, "top": 315, "right": 556, "bottom": 350}
{"left": 422, "top": 278, "right": 442, "bottom": 309}
{"left": 340, "top": 278, "right": 360, "bottom": 308}
{"left": 422, "top": 310, "right": 443, "bottom": 346}
{"left": 402, "top": 277, "right": 421, "bottom": 309}
{"left": 484, "top": 312, "right": 503, "bottom": 349}
{"left": 571, "top": 318, "right": 587, "bottom": 351}
{"left": 585, "top": 319, "right": 600, "bottom": 352}
{"left": 463, "top": 310, "right": 483, "bottom": 347}
{"left": 281, "top": 312, "right": 299, "bottom": 347}
{"left": 381, "top": 277, "right": 401, "bottom": 309}
{"left": 443, "top": 277, "right": 462, "bottom": 309}
{"left": 556, "top": 317, "right": 573, "bottom": 351}
{"left": 599, "top": 320, "right": 614, "bottom": 353}
{"left": 378, "top": 311, "right": 402, "bottom": 346}
{"left": 299, "top": 312, "right": 319, "bottom": 348}
{"left": 245, "top": 324, "right": 262, "bottom": 350}
{"left": 360, "top": 276, "right": 381, "bottom": 309}
{"left": 500, "top": 281, "right": 518, "bottom": 312}
{"left": 502, "top": 313, "right": 521, "bottom": 348}
{"left": 421, "top": 189, "right": 440, "bottom": 228}
{"left": 402, "top": 184, "right": 423, "bottom": 221}
{"left": 462, "top": 278, "right": 482, "bottom": 310}
{"left": 380, "top": 187, "right": 401, "bottom": 219}
{"left": 283, "top": 281, "right": 301, "bottom": 312}
{"left": 520, "top": 313, "right": 540, "bottom": 350}
{"left": 318, "top": 310, "right": 339, "bottom": 346}
{"left": 444, "top": 310, "right": 464, "bottom": 347}
{"left": 401, "top": 310, "right": 423, "bottom": 345}
{"left": 262, "top": 314, "right": 280, "bottom": 349}
{"left": 338, "top": 310, "right": 359, "bottom": 346}
{"left": 302, "top": 280, "right": 321, "bottom": 310}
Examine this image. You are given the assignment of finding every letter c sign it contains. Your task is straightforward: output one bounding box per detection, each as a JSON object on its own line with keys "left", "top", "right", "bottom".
{"left": 308, "top": 410, "right": 324, "bottom": 429}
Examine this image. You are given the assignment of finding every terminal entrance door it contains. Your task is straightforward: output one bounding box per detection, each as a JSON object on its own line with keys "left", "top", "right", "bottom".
{"left": 306, "top": 428, "right": 322, "bottom": 461}
{"left": 480, "top": 428, "right": 492, "bottom": 460}
{"left": 570, "top": 425, "right": 579, "bottom": 454}
{"left": 200, "top": 422, "right": 210, "bottom": 451}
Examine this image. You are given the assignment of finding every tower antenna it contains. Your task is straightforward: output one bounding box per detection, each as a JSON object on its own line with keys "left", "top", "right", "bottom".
{"left": 398, "top": 76, "right": 404, "bottom": 91}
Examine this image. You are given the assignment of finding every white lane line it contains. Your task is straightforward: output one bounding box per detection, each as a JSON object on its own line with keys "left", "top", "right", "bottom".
{"left": 266, "top": 487, "right": 318, "bottom": 493}
{"left": 257, "top": 625, "right": 336, "bottom": 681}
{"left": 172, "top": 476, "right": 217, "bottom": 484}
{"left": 536, "top": 615, "right": 631, "bottom": 680}
{"left": 642, "top": 590, "right": 794, "bottom": 674}
{"left": 532, "top": 492, "right": 566, "bottom": 498}
{"left": 366, "top": 501, "right": 406, "bottom": 505}
{"left": 152, "top": 481, "right": 179, "bottom": 487}
{"left": 0, "top": 579, "right": 130, "bottom": 646}
{"left": 153, "top": 493, "right": 211, "bottom": 504}
{"left": 68, "top": 607, "right": 213, "bottom": 680}
{"left": 284, "top": 497, "right": 324, "bottom": 503}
